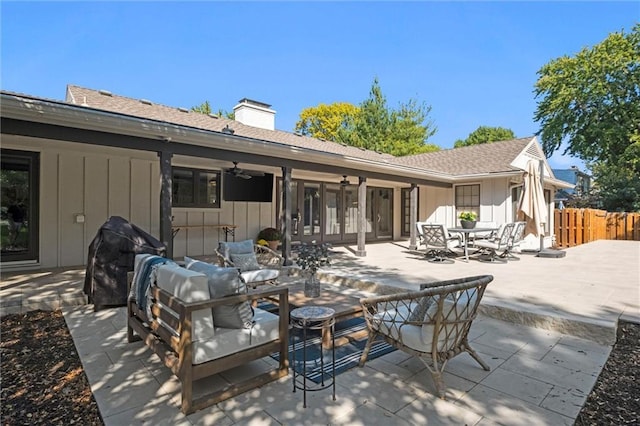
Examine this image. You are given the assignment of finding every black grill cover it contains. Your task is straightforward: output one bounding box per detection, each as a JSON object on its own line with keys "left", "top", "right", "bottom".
{"left": 84, "top": 216, "right": 166, "bottom": 309}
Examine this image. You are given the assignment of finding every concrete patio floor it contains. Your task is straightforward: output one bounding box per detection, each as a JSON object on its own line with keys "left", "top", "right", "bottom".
{"left": 2, "top": 239, "right": 639, "bottom": 425}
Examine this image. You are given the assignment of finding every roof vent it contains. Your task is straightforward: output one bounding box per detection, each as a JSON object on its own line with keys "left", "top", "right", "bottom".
{"left": 178, "top": 107, "right": 189, "bottom": 113}
{"left": 98, "top": 90, "right": 112, "bottom": 97}
{"left": 208, "top": 113, "right": 219, "bottom": 119}
{"left": 140, "top": 99, "right": 152, "bottom": 105}
{"left": 221, "top": 125, "right": 235, "bottom": 135}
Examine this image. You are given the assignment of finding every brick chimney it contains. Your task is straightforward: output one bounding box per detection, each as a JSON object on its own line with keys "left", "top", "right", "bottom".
{"left": 233, "top": 98, "right": 276, "bottom": 130}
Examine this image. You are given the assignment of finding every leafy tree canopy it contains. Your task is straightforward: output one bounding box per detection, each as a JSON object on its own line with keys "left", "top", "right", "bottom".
{"left": 533, "top": 24, "right": 640, "bottom": 211}
{"left": 453, "top": 126, "right": 516, "bottom": 148}
{"left": 191, "top": 101, "right": 234, "bottom": 119}
{"left": 296, "top": 78, "right": 439, "bottom": 156}
{"left": 294, "top": 102, "right": 359, "bottom": 141}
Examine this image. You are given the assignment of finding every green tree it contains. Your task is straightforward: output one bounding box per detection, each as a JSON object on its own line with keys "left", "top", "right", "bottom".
{"left": 453, "top": 126, "right": 516, "bottom": 148}
{"left": 533, "top": 24, "right": 640, "bottom": 211}
{"left": 191, "top": 101, "right": 234, "bottom": 119}
{"left": 336, "top": 78, "right": 439, "bottom": 155}
{"left": 294, "top": 102, "right": 359, "bottom": 141}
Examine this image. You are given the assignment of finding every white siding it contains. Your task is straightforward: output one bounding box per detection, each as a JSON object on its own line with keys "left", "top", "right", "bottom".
{"left": 3, "top": 135, "right": 278, "bottom": 268}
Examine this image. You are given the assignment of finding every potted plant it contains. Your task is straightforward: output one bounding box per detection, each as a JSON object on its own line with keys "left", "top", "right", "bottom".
{"left": 296, "top": 242, "right": 331, "bottom": 297}
{"left": 257, "top": 227, "right": 282, "bottom": 251}
{"left": 459, "top": 211, "right": 478, "bottom": 229}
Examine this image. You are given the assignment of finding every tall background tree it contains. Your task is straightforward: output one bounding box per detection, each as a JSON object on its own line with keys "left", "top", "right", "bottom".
{"left": 294, "top": 102, "right": 359, "bottom": 141}
{"left": 296, "top": 78, "right": 439, "bottom": 156}
{"left": 534, "top": 24, "right": 640, "bottom": 211}
{"left": 191, "top": 101, "right": 234, "bottom": 119}
{"left": 453, "top": 126, "right": 516, "bottom": 148}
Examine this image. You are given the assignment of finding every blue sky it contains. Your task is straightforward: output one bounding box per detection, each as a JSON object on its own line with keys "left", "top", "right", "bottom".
{"left": 2, "top": 2, "right": 638, "bottom": 169}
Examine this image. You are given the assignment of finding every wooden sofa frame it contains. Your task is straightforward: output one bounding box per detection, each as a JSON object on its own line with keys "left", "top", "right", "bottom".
{"left": 127, "top": 278, "right": 289, "bottom": 415}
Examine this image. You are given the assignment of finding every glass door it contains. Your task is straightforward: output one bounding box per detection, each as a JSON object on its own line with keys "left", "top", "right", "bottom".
{"left": 324, "top": 184, "right": 342, "bottom": 242}
{"left": 366, "top": 187, "right": 393, "bottom": 240}
{"left": 302, "top": 183, "right": 321, "bottom": 240}
{"left": 376, "top": 188, "right": 393, "bottom": 238}
{"left": 1, "top": 149, "right": 39, "bottom": 263}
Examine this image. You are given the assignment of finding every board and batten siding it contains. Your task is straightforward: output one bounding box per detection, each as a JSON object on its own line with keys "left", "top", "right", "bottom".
{"left": 3, "top": 136, "right": 277, "bottom": 268}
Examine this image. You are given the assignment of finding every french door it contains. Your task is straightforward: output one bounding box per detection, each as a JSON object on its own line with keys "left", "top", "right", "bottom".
{"left": 279, "top": 179, "right": 393, "bottom": 243}
{"left": 1, "top": 149, "right": 39, "bottom": 263}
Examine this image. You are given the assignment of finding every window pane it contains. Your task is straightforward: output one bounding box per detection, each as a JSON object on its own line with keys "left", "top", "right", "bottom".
{"left": 173, "top": 169, "right": 194, "bottom": 204}
{"left": 198, "top": 172, "right": 219, "bottom": 205}
{"left": 455, "top": 184, "right": 480, "bottom": 219}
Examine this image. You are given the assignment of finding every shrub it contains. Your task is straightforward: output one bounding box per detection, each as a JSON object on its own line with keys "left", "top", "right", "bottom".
{"left": 257, "top": 227, "right": 281, "bottom": 241}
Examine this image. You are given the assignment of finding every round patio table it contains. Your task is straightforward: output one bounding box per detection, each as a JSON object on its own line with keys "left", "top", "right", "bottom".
{"left": 290, "top": 305, "right": 336, "bottom": 408}
{"left": 448, "top": 227, "right": 498, "bottom": 262}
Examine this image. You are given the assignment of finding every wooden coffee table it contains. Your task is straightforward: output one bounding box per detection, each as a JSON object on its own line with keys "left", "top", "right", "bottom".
{"left": 269, "top": 282, "right": 366, "bottom": 348}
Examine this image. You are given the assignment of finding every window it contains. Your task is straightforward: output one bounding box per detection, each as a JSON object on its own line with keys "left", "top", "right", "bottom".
{"left": 172, "top": 167, "right": 220, "bottom": 208}
{"left": 455, "top": 184, "right": 480, "bottom": 219}
{"left": 401, "top": 187, "right": 418, "bottom": 237}
{"left": 1, "top": 149, "right": 39, "bottom": 262}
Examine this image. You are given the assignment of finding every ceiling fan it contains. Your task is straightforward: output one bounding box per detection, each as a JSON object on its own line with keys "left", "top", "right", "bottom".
{"left": 340, "top": 175, "right": 350, "bottom": 187}
{"left": 225, "top": 162, "right": 264, "bottom": 180}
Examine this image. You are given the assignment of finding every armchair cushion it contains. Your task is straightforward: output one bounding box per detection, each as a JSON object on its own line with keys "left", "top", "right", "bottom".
{"left": 184, "top": 257, "right": 254, "bottom": 329}
{"left": 154, "top": 263, "right": 215, "bottom": 344}
{"left": 219, "top": 239, "right": 254, "bottom": 259}
{"left": 230, "top": 252, "right": 261, "bottom": 272}
{"left": 240, "top": 268, "right": 279, "bottom": 284}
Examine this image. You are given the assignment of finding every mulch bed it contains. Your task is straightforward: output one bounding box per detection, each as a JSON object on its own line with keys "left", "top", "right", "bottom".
{"left": 0, "top": 310, "right": 638, "bottom": 424}
{"left": 1, "top": 310, "right": 103, "bottom": 425}
{"left": 574, "top": 320, "right": 640, "bottom": 425}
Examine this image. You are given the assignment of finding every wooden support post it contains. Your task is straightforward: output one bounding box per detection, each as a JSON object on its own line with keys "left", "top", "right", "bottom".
{"left": 281, "top": 167, "right": 293, "bottom": 266}
{"left": 158, "top": 149, "right": 173, "bottom": 259}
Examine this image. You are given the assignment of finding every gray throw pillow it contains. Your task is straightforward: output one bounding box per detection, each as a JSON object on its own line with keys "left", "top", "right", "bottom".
{"left": 230, "top": 252, "right": 260, "bottom": 272}
{"left": 218, "top": 239, "right": 254, "bottom": 260}
{"left": 408, "top": 297, "right": 434, "bottom": 323}
{"left": 184, "top": 259, "right": 254, "bottom": 328}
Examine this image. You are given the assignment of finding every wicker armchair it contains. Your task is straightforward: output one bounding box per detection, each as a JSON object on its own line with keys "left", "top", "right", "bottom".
{"left": 215, "top": 240, "right": 284, "bottom": 288}
{"left": 359, "top": 275, "right": 493, "bottom": 398}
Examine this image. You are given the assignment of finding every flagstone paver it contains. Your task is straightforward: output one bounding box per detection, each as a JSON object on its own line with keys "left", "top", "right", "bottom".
{"left": 2, "top": 240, "right": 637, "bottom": 424}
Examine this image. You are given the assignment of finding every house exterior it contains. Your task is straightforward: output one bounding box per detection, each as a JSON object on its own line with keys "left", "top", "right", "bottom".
{"left": 0, "top": 85, "right": 572, "bottom": 270}
{"left": 552, "top": 167, "right": 591, "bottom": 208}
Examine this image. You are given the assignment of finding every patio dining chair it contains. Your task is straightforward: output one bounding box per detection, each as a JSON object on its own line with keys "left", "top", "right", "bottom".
{"left": 359, "top": 275, "right": 493, "bottom": 398}
{"left": 419, "top": 224, "right": 461, "bottom": 263}
{"left": 502, "top": 221, "right": 526, "bottom": 260}
{"left": 474, "top": 222, "right": 516, "bottom": 262}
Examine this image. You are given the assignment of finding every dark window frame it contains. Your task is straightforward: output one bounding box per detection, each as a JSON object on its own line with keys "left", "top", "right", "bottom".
{"left": 455, "top": 184, "right": 480, "bottom": 219}
{"left": 171, "top": 166, "right": 221, "bottom": 208}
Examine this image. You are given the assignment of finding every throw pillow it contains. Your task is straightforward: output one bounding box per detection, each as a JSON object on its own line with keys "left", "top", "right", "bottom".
{"left": 230, "top": 252, "right": 260, "bottom": 272}
{"left": 408, "top": 297, "right": 434, "bottom": 323}
{"left": 218, "top": 239, "right": 254, "bottom": 260}
{"left": 184, "top": 260, "right": 254, "bottom": 328}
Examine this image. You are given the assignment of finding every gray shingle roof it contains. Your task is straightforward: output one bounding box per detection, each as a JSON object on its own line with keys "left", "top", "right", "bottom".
{"left": 64, "top": 85, "right": 533, "bottom": 178}
{"left": 394, "top": 137, "right": 534, "bottom": 176}
{"left": 66, "top": 85, "right": 395, "bottom": 163}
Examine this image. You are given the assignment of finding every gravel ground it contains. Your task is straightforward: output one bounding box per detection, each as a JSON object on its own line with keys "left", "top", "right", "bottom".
{"left": 1, "top": 310, "right": 638, "bottom": 425}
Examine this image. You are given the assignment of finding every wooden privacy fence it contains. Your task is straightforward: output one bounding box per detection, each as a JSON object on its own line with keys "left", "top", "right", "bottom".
{"left": 554, "top": 208, "right": 640, "bottom": 248}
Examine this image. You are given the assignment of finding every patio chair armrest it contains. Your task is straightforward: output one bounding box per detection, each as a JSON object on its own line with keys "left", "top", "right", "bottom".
{"left": 213, "top": 249, "right": 234, "bottom": 267}
{"left": 254, "top": 244, "right": 284, "bottom": 268}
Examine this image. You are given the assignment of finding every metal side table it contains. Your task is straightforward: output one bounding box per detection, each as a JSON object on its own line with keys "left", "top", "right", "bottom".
{"left": 290, "top": 306, "right": 336, "bottom": 408}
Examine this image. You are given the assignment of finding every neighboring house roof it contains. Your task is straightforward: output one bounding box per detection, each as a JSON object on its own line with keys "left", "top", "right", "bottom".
{"left": 65, "top": 85, "right": 395, "bottom": 164}
{"left": 394, "top": 137, "right": 534, "bottom": 176}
